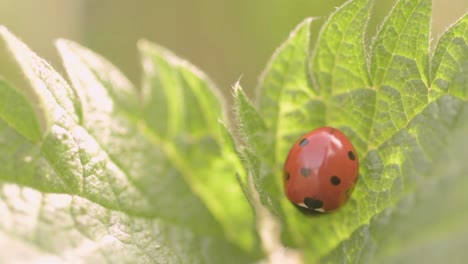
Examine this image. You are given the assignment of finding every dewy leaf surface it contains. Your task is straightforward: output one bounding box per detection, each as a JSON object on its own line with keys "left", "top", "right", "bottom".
{"left": 235, "top": 0, "right": 468, "bottom": 262}
{"left": 0, "top": 28, "right": 257, "bottom": 262}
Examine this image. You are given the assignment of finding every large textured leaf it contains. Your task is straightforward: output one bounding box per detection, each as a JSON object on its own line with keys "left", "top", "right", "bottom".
{"left": 234, "top": 0, "right": 468, "bottom": 262}
{"left": 136, "top": 40, "right": 256, "bottom": 250}
{"left": 0, "top": 26, "right": 257, "bottom": 262}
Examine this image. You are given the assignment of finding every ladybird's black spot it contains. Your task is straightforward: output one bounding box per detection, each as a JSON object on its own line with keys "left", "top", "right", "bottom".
{"left": 299, "top": 138, "right": 309, "bottom": 147}
{"left": 348, "top": 151, "right": 356, "bottom": 161}
{"left": 285, "top": 172, "right": 290, "bottom": 181}
{"left": 330, "top": 175, "right": 341, "bottom": 186}
{"left": 304, "top": 197, "right": 323, "bottom": 209}
{"left": 300, "top": 168, "right": 311, "bottom": 177}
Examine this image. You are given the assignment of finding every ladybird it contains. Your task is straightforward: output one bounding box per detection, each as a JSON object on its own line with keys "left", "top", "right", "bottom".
{"left": 283, "top": 127, "right": 358, "bottom": 213}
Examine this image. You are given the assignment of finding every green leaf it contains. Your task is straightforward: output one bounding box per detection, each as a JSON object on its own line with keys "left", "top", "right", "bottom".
{"left": 0, "top": 79, "right": 41, "bottom": 142}
{"left": 234, "top": 83, "right": 281, "bottom": 214}
{"left": 431, "top": 13, "right": 468, "bottom": 99}
{"left": 257, "top": 18, "right": 320, "bottom": 165}
{"left": 137, "top": 40, "right": 257, "bottom": 251}
{"left": 0, "top": 28, "right": 257, "bottom": 262}
{"left": 324, "top": 96, "right": 468, "bottom": 263}
{"left": 235, "top": 0, "right": 468, "bottom": 262}
{"left": 312, "top": 0, "right": 372, "bottom": 94}
{"left": 369, "top": 0, "right": 431, "bottom": 147}
{"left": 138, "top": 40, "right": 226, "bottom": 139}
{"left": 0, "top": 26, "right": 82, "bottom": 139}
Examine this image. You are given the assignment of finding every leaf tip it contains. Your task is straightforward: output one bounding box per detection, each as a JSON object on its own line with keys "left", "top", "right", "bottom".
{"left": 0, "top": 25, "right": 7, "bottom": 34}
{"left": 232, "top": 82, "right": 248, "bottom": 100}
{"left": 290, "top": 17, "right": 313, "bottom": 39}
{"left": 232, "top": 79, "right": 241, "bottom": 92}
{"left": 136, "top": 38, "right": 152, "bottom": 53}
{"left": 54, "top": 38, "right": 75, "bottom": 52}
{"left": 0, "top": 26, "right": 18, "bottom": 50}
{"left": 0, "top": 25, "right": 13, "bottom": 41}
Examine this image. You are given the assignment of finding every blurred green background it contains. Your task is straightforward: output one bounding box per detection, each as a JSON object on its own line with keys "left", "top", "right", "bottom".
{"left": 0, "top": 0, "right": 467, "bottom": 99}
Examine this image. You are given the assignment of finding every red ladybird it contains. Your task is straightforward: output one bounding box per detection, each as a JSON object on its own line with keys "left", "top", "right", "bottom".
{"left": 283, "top": 127, "right": 359, "bottom": 213}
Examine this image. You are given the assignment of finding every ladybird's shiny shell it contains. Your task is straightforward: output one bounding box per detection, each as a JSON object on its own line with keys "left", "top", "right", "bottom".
{"left": 283, "top": 127, "right": 359, "bottom": 212}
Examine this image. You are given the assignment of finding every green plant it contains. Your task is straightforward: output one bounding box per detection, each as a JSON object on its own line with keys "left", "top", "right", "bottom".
{"left": 0, "top": 0, "right": 467, "bottom": 263}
